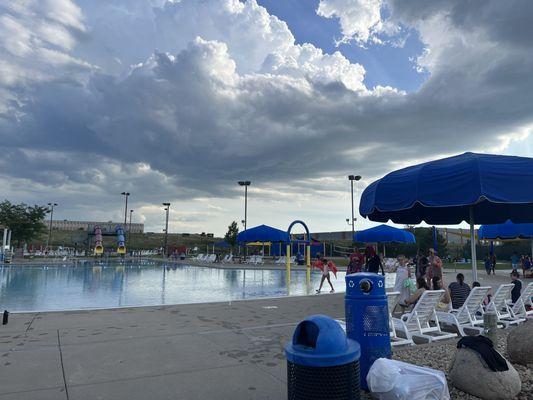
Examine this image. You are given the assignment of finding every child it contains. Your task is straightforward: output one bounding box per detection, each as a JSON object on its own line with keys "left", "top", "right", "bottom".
{"left": 472, "top": 281, "right": 492, "bottom": 307}
{"left": 315, "top": 258, "right": 336, "bottom": 293}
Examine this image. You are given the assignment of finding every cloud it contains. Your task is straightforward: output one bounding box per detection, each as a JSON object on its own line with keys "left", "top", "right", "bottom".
{"left": 317, "top": 0, "right": 386, "bottom": 45}
{"left": 1, "top": 0, "right": 532, "bottom": 234}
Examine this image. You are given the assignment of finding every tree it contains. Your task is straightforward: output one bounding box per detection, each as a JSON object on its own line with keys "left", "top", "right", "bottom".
{"left": 0, "top": 200, "right": 48, "bottom": 245}
{"left": 224, "top": 221, "right": 239, "bottom": 247}
{"left": 412, "top": 227, "right": 448, "bottom": 256}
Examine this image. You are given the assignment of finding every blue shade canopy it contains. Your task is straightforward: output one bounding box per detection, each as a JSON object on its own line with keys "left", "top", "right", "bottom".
{"left": 359, "top": 152, "right": 533, "bottom": 225}
{"left": 479, "top": 220, "right": 533, "bottom": 239}
{"left": 237, "top": 224, "right": 289, "bottom": 243}
{"left": 355, "top": 224, "right": 415, "bottom": 243}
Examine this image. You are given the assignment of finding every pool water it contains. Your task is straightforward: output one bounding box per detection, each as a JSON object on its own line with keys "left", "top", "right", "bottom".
{"left": 0, "top": 261, "right": 396, "bottom": 312}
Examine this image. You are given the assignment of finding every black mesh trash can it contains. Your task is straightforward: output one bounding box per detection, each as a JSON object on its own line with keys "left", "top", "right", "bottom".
{"left": 285, "top": 314, "right": 361, "bottom": 400}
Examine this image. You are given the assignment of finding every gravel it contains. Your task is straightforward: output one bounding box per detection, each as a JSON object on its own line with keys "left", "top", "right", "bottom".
{"left": 361, "top": 329, "right": 531, "bottom": 399}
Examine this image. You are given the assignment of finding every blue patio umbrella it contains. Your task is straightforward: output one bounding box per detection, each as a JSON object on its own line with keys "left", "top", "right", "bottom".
{"left": 355, "top": 224, "right": 415, "bottom": 243}
{"left": 355, "top": 224, "right": 415, "bottom": 257}
{"left": 479, "top": 220, "right": 533, "bottom": 240}
{"left": 479, "top": 220, "right": 533, "bottom": 258}
{"left": 360, "top": 152, "right": 533, "bottom": 281}
{"left": 237, "top": 224, "right": 289, "bottom": 243}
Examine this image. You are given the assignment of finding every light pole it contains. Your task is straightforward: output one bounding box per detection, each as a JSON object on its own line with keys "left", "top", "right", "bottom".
{"left": 121, "top": 192, "right": 130, "bottom": 226}
{"left": 238, "top": 181, "right": 251, "bottom": 231}
{"left": 46, "top": 203, "right": 58, "bottom": 249}
{"left": 348, "top": 175, "right": 362, "bottom": 244}
{"left": 162, "top": 203, "right": 170, "bottom": 257}
{"left": 128, "top": 209, "right": 134, "bottom": 249}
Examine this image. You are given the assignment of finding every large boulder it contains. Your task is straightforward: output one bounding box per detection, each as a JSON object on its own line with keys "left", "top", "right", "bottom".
{"left": 449, "top": 348, "right": 521, "bottom": 400}
{"left": 507, "top": 321, "right": 533, "bottom": 366}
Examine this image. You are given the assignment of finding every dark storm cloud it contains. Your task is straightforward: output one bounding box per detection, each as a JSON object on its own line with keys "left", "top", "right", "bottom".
{"left": 0, "top": 0, "right": 532, "bottom": 213}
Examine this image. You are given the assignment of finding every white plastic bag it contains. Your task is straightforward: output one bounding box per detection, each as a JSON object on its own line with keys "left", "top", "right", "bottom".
{"left": 367, "top": 358, "right": 450, "bottom": 400}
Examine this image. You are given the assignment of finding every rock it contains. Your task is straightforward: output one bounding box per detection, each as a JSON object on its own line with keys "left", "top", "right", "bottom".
{"left": 507, "top": 322, "right": 533, "bottom": 366}
{"left": 449, "top": 348, "right": 521, "bottom": 400}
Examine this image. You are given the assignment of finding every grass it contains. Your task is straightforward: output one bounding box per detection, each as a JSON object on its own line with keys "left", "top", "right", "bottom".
{"left": 443, "top": 261, "right": 512, "bottom": 270}
{"left": 35, "top": 230, "right": 220, "bottom": 251}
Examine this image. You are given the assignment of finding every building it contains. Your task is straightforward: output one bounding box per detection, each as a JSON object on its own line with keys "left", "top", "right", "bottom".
{"left": 307, "top": 231, "right": 353, "bottom": 241}
{"left": 436, "top": 227, "right": 477, "bottom": 245}
{"left": 308, "top": 227, "right": 478, "bottom": 245}
{"left": 46, "top": 220, "right": 144, "bottom": 233}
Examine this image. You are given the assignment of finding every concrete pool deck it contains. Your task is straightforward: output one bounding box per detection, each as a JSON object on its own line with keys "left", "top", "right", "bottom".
{"left": 1, "top": 293, "right": 346, "bottom": 400}
{"left": 0, "top": 269, "right": 521, "bottom": 399}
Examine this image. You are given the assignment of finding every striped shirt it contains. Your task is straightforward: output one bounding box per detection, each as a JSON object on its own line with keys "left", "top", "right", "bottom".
{"left": 448, "top": 282, "right": 471, "bottom": 309}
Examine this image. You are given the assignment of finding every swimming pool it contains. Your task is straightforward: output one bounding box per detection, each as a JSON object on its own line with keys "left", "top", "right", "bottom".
{"left": 0, "top": 261, "right": 396, "bottom": 312}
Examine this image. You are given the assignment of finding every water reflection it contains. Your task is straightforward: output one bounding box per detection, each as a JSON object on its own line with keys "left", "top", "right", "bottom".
{"left": 0, "top": 262, "right": 396, "bottom": 312}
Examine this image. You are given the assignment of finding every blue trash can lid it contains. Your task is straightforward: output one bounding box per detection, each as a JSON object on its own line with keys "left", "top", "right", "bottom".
{"left": 285, "top": 314, "right": 360, "bottom": 367}
{"left": 345, "top": 272, "right": 386, "bottom": 298}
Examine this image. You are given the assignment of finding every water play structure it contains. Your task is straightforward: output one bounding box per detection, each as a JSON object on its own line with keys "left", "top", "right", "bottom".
{"left": 286, "top": 220, "right": 312, "bottom": 286}
{"left": 116, "top": 226, "right": 126, "bottom": 254}
{"left": 94, "top": 226, "right": 104, "bottom": 255}
{"left": 92, "top": 225, "right": 127, "bottom": 255}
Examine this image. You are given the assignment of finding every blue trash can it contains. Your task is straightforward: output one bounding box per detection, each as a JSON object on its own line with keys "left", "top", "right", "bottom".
{"left": 285, "top": 314, "right": 361, "bottom": 400}
{"left": 345, "top": 273, "right": 391, "bottom": 391}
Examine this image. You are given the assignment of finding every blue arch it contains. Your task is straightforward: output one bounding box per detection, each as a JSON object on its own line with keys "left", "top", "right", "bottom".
{"left": 287, "top": 220, "right": 310, "bottom": 244}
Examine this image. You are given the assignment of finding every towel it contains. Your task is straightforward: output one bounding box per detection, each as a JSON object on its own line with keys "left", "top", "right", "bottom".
{"left": 457, "top": 336, "right": 508, "bottom": 372}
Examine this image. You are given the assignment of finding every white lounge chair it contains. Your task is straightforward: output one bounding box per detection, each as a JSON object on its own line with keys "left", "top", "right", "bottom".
{"left": 485, "top": 284, "right": 526, "bottom": 327}
{"left": 206, "top": 254, "right": 216, "bottom": 263}
{"left": 393, "top": 290, "right": 457, "bottom": 343}
{"left": 195, "top": 253, "right": 204, "bottom": 261}
{"left": 387, "top": 291, "right": 414, "bottom": 347}
{"left": 244, "top": 255, "right": 255, "bottom": 264}
{"left": 253, "top": 255, "right": 264, "bottom": 265}
{"left": 221, "top": 254, "right": 230, "bottom": 263}
{"left": 510, "top": 282, "right": 533, "bottom": 319}
{"left": 436, "top": 286, "right": 491, "bottom": 336}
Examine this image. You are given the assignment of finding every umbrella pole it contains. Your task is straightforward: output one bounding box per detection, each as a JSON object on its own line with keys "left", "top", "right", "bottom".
{"left": 469, "top": 207, "right": 478, "bottom": 282}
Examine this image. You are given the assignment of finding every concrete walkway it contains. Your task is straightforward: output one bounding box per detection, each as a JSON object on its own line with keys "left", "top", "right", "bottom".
{"left": 0, "top": 294, "right": 346, "bottom": 400}
{"left": 0, "top": 269, "right": 520, "bottom": 399}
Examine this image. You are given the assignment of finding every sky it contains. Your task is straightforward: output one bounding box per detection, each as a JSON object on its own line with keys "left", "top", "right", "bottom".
{"left": 0, "top": 0, "right": 532, "bottom": 236}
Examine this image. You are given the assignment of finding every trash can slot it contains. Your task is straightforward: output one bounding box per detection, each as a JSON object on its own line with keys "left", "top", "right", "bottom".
{"left": 294, "top": 321, "right": 319, "bottom": 348}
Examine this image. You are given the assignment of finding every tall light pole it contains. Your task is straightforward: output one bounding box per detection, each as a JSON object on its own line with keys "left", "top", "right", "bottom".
{"left": 121, "top": 192, "right": 130, "bottom": 226}
{"left": 348, "top": 175, "right": 362, "bottom": 244}
{"left": 46, "top": 203, "right": 58, "bottom": 249}
{"left": 162, "top": 203, "right": 170, "bottom": 257}
{"left": 238, "top": 181, "right": 251, "bottom": 231}
{"left": 128, "top": 209, "right": 134, "bottom": 249}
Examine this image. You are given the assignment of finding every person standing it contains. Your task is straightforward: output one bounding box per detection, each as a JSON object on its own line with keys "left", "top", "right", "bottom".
{"left": 510, "top": 270, "right": 522, "bottom": 304}
{"left": 484, "top": 254, "right": 492, "bottom": 276}
{"left": 365, "top": 246, "right": 384, "bottom": 275}
{"left": 511, "top": 252, "right": 520, "bottom": 271}
{"left": 316, "top": 258, "right": 335, "bottom": 294}
{"left": 416, "top": 251, "right": 429, "bottom": 280}
{"left": 393, "top": 255, "right": 412, "bottom": 304}
{"left": 427, "top": 248, "right": 443, "bottom": 287}
{"left": 490, "top": 253, "right": 497, "bottom": 275}
{"left": 524, "top": 254, "right": 532, "bottom": 278}
{"left": 347, "top": 248, "right": 364, "bottom": 274}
